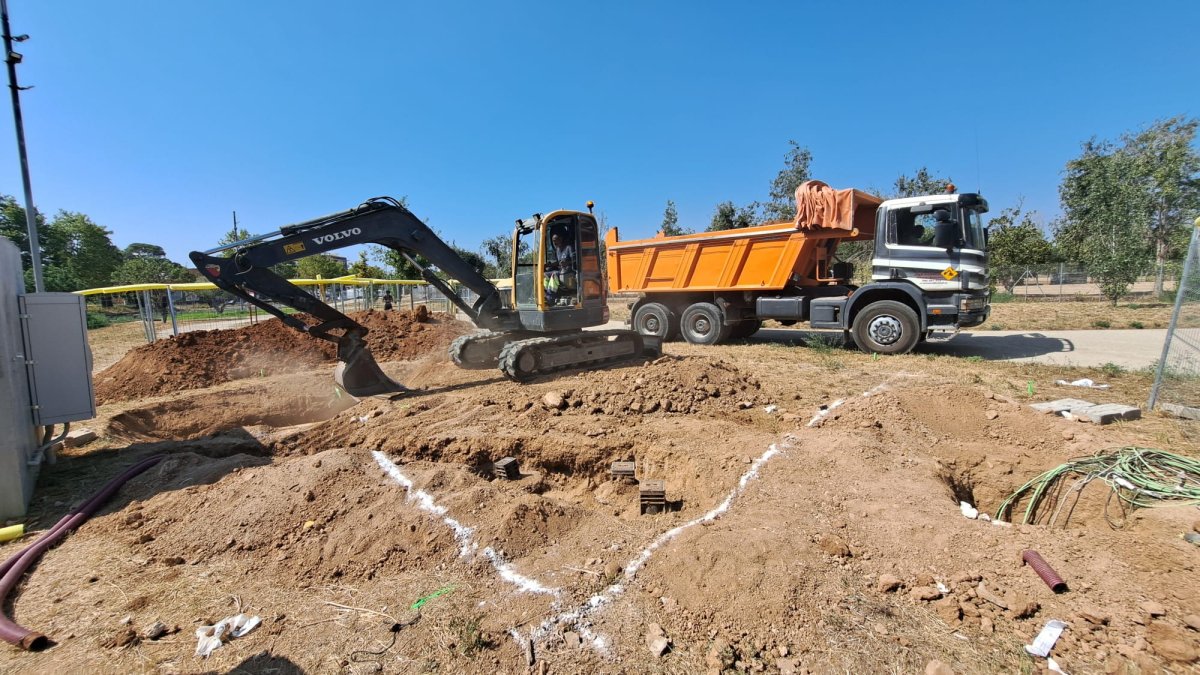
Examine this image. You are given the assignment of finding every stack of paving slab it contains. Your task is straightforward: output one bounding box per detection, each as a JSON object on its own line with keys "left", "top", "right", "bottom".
{"left": 1030, "top": 399, "right": 1141, "bottom": 425}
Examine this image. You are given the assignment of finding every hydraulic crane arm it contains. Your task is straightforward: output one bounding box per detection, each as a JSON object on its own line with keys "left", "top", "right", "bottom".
{"left": 188, "top": 197, "right": 519, "bottom": 395}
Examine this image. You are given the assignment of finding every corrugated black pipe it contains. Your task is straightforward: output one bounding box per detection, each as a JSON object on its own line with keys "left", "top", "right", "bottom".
{"left": 0, "top": 454, "right": 165, "bottom": 650}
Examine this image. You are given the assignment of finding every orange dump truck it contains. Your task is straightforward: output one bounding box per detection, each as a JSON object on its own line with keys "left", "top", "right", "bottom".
{"left": 606, "top": 180, "right": 990, "bottom": 354}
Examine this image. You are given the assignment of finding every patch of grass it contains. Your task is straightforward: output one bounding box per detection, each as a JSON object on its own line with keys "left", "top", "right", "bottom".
{"left": 449, "top": 615, "right": 489, "bottom": 656}
{"left": 1092, "top": 319, "right": 1111, "bottom": 328}
{"left": 1100, "top": 362, "right": 1125, "bottom": 377}
{"left": 964, "top": 355, "right": 984, "bottom": 363}
{"left": 989, "top": 323, "right": 1008, "bottom": 331}
{"left": 1129, "top": 321, "right": 1144, "bottom": 329}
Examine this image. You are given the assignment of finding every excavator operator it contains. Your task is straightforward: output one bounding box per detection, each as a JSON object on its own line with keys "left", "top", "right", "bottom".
{"left": 544, "top": 230, "right": 577, "bottom": 306}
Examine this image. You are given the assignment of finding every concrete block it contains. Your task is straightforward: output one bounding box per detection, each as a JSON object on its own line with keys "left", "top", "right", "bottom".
{"left": 65, "top": 427, "right": 97, "bottom": 448}
{"left": 1030, "top": 399, "right": 1094, "bottom": 414}
{"left": 1075, "top": 403, "right": 1141, "bottom": 425}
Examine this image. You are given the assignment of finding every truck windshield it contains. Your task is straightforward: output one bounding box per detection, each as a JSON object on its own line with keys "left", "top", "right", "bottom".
{"left": 963, "top": 209, "right": 986, "bottom": 251}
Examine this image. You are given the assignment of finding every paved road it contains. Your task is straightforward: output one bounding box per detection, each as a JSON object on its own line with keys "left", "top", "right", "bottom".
{"left": 751, "top": 327, "right": 1167, "bottom": 370}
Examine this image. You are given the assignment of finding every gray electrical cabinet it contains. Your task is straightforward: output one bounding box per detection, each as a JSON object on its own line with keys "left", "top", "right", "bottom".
{"left": 0, "top": 238, "right": 97, "bottom": 520}
{"left": 19, "top": 293, "right": 96, "bottom": 425}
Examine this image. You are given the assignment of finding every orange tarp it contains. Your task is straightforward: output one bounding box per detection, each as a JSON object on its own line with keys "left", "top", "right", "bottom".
{"left": 793, "top": 180, "right": 882, "bottom": 234}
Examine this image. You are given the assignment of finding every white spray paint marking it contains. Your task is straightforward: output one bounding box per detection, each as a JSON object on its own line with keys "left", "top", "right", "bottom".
{"left": 806, "top": 399, "right": 845, "bottom": 427}
{"left": 372, "top": 451, "right": 559, "bottom": 596}
{"left": 523, "top": 436, "right": 796, "bottom": 652}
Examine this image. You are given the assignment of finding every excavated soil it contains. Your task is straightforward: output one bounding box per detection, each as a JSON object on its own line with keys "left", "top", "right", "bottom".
{"left": 92, "top": 307, "right": 462, "bottom": 404}
{"left": 4, "top": 324, "right": 1200, "bottom": 674}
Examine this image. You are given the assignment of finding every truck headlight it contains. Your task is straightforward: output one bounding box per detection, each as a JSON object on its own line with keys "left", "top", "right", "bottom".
{"left": 959, "top": 296, "right": 986, "bottom": 312}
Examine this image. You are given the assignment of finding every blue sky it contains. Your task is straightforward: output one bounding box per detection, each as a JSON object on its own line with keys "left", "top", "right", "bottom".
{"left": 1, "top": 1, "right": 1197, "bottom": 267}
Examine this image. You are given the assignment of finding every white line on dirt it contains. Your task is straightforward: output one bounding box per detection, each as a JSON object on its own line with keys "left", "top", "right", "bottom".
{"left": 521, "top": 435, "right": 797, "bottom": 654}
{"left": 372, "top": 451, "right": 560, "bottom": 596}
{"left": 806, "top": 399, "right": 844, "bottom": 427}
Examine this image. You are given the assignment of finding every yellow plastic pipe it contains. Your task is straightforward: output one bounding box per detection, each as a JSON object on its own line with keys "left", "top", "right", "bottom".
{"left": 0, "top": 525, "right": 24, "bottom": 543}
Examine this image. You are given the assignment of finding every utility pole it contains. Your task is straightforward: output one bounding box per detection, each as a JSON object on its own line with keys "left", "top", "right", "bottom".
{"left": 1, "top": 0, "right": 41, "bottom": 291}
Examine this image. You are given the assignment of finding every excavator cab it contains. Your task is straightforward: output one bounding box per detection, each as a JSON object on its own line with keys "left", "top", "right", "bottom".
{"left": 511, "top": 210, "right": 605, "bottom": 317}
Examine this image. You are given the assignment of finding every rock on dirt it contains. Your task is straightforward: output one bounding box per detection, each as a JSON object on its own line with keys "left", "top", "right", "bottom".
{"left": 707, "top": 637, "right": 734, "bottom": 671}
{"left": 1184, "top": 614, "right": 1200, "bottom": 632}
{"left": 817, "top": 533, "right": 851, "bottom": 558}
{"left": 1141, "top": 601, "right": 1167, "bottom": 618}
{"left": 645, "top": 623, "right": 669, "bottom": 657}
{"left": 877, "top": 574, "right": 902, "bottom": 593}
{"left": 542, "top": 391, "right": 566, "bottom": 410}
{"left": 910, "top": 586, "right": 941, "bottom": 602}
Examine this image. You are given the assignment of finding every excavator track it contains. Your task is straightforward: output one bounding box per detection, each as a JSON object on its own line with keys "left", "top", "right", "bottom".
{"left": 451, "top": 331, "right": 519, "bottom": 369}
{"left": 497, "top": 329, "right": 650, "bottom": 382}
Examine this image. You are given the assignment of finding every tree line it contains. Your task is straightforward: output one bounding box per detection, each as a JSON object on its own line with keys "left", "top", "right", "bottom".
{"left": 657, "top": 116, "right": 1199, "bottom": 304}
{"left": 2, "top": 116, "right": 1195, "bottom": 304}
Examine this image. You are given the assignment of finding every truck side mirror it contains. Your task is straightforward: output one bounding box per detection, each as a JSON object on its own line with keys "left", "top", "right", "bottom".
{"left": 933, "top": 221, "right": 958, "bottom": 250}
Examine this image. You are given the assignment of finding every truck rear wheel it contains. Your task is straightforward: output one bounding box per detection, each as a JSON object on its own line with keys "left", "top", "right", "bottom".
{"left": 633, "top": 302, "right": 677, "bottom": 341}
{"left": 850, "top": 300, "right": 920, "bottom": 355}
{"left": 680, "top": 302, "right": 730, "bottom": 345}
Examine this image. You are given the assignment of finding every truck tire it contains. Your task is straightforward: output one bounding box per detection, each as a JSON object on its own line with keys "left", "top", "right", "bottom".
{"left": 850, "top": 300, "right": 920, "bottom": 355}
{"left": 680, "top": 302, "right": 730, "bottom": 345}
{"left": 632, "top": 302, "right": 677, "bottom": 341}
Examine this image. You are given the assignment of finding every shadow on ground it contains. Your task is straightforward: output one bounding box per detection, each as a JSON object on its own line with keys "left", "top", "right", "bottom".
{"left": 750, "top": 328, "right": 1075, "bottom": 360}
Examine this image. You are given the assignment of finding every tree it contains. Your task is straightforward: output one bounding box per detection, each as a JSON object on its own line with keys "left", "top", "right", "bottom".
{"left": 987, "top": 201, "right": 1056, "bottom": 293}
{"left": 123, "top": 242, "right": 167, "bottom": 259}
{"left": 46, "top": 211, "right": 124, "bottom": 291}
{"left": 295, "top": 254, "right": 348, "bottom": 280}
{"left": 110, "top": 257, "right": 196, "bottom": 285}
{"left": 761, "top": 141, "right": 813, "bottom": 222}
{"left": 0, "top": 195, "right": 49, "bottom": 288}
{"left": 1055, "top": 139, "right": 1152, "bottom": 305}
{"left": 480, "top": 234, "right": 523, "bottom": 278}
{"left": 660, "top": 200, "right": 690, "bottom": 236}
{"left": 216, "top": 223, "right": 251, "bottom": 255}
{"left": 1121, "top": 116, "right": 1200, "bottom": 295}
{"left": 707, "top": 201, "right": 757, "bottom": 232}
{"left": 892, "top": 167, "right": 954, "bottom": 198}
{"left": 349, "top": 250, "right": 389, "bottom": 279}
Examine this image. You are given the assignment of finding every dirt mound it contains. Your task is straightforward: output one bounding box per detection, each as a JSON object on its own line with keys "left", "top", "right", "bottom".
{"left": 93, "top": 309, "right": 466, "bottom": 404}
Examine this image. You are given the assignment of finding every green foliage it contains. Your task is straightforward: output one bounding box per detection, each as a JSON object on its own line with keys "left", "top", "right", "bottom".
{"left": 48, "top": 211, "right": 125, "bottom": 290}
{"left": 892, "top": 167, "right": 954, "bottom": 198}
{"left": 1092, "top": 319, "right": 1111, "bottom": 328}
{"left": 660, "top": 199, "right": 690, "bottom": 236}
{"left": 0, "top": 195, "right": 48, "bottom": 288}
{"left": 1100, "top": 362, "right": 1125, "bottom": 377}
{"left": 1056, "top": 137, "right": 1153, "bottom": 305}
{"left": 295, "top": 254, "right": 348, "bottom": 279}
{"left": 123, "top": 242, "right": 166, "bottom": 259}
{"left": 110, "top": 257, "right": 196, "bottom": 285}
{"left": 1122, "top": 116, "right": 1200, "bottom": 294}
{"left": 480, "top": 234, "right": 527, "bottom": 278}
{"left": 761, "top": 140, "right": 813, "bottom": 222}
{"left": 349, "top": 250, "right": 389, "bottom": 279}
{"left": 987, "top": 201, "right": 1056, "bottom": 292}
{"left": 1130, "top": 321, "right": 1144, "bottom": 329}
{"left": 85, "top": 312, "right": 110, "bottom": 329}
{"left": 216, "top": 223, "right": 251, "bottom": 257}
{"left": 707, "top": 201, "right": 757, "bottom": 232}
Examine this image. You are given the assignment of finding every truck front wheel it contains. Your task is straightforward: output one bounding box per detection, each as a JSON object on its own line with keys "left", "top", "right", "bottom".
{"left": 680, "top": 302, "right": 730, "bottom": 345}
{"left": 633, "top": 302, "right": 677, "bottom": 341}
{"left": 850, "top": 300, "right": 920, "bottom": 355}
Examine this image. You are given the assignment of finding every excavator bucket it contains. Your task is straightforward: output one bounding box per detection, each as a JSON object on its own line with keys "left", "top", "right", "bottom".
{"left": 334, "top": 332, "right": 407, "bottom": 397}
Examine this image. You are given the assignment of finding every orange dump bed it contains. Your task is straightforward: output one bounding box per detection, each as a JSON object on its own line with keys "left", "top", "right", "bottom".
{"left": 606, "top": 181, "right": 881, "bottom": 293}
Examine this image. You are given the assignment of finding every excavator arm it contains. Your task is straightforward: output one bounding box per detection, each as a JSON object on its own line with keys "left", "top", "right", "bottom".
{"left": 189, "top": 197, "right": 519, "bottom": 395}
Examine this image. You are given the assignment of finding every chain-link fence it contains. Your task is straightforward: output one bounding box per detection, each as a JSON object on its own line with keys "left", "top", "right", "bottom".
{"left": 1149, "top": 221, "right": 1200, "bottom": 419}
{"left": 991, "top": 263, "right": 1176, "bottom": 299}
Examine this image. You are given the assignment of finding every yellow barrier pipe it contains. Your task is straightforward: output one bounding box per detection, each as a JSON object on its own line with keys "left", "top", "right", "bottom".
{"left": 0, "top": 525, "right": 23, "bottom": 543}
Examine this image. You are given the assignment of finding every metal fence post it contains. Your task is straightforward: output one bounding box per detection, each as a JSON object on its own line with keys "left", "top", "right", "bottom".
{"left": 1149, "top": 218, "right": 1200, "bottom": 410}
{"left": 166, "top": 288, "right": 179, "bottom": 336}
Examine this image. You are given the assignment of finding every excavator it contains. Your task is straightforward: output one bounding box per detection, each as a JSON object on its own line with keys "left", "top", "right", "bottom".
{"left": 189, "top": 197, "right": 653, "bottom": 396}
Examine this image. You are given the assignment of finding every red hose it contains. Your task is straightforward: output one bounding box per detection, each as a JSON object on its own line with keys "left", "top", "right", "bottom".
{"left": 1, "top": 454, "right": 166, "bottom": 650}
{"left": 1022, "top": 549, "right": 1068, "bottom": 593}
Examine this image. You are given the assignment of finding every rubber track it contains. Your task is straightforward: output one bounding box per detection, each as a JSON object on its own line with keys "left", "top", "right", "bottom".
{"left": 450, "top": 330, "right": 539, "bottom": 369}
{"left": 497, "top": 329, "right": 645, "bottom": 381}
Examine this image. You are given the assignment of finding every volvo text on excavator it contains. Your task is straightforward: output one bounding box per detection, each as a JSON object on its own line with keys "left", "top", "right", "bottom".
{"left": 189, "top": 197, "right": 655, "bottom": 396}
